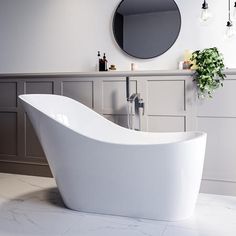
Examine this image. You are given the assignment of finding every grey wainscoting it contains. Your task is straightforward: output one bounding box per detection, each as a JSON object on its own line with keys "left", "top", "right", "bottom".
{"left": 196, "top": 74, "right": 236, "bottom": 196}
{"left": 0, "top": 70, "right": 236, "bottom": 196}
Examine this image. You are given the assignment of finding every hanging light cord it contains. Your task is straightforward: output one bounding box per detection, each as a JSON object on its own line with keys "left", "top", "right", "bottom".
{"left": 229, "top": 0, "right": 231, "bottom": 22}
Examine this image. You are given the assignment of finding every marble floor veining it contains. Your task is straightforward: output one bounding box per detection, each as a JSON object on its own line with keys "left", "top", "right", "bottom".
{"left": 0, "top": 173, "right": 236, "bottom": 236}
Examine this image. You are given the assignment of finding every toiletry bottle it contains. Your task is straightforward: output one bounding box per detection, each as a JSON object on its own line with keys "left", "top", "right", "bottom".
{"left": 99, "top": 58, "right": 104, "bottom": 71}
{"left": 103, "top": 53, "right": 108, "bottom": 71}
{"left": 97, "top": 51, "right": 101, "bottom": 71}
{"left": 98, "top": 51, "right": 104, "bottom": 71}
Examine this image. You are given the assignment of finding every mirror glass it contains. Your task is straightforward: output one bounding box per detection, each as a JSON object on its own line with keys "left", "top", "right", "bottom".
{"left": 113, "top": 0, "right": 181, "bottom": 59}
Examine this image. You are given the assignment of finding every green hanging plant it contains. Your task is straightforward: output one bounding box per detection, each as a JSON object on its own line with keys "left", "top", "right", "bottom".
{"left": 190, "top": 47, "right": 226, "bottom": 98}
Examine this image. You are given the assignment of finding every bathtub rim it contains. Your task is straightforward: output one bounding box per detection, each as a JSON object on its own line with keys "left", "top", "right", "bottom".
{"left": 19, "top": 94, "right": 207, "bottom": 146}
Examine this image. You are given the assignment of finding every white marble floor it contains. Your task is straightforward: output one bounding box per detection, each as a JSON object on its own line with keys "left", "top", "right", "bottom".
{"left": 0, "top": 173, "right": 236, "bottom": 236}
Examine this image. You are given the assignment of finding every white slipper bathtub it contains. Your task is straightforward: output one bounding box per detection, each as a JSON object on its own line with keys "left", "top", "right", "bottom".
{"left": 19, "top": 94, "right": 207, "bottom": 221}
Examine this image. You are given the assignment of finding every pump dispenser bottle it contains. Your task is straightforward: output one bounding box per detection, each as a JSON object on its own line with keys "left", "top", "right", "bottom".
{"left": 98, "top": 52, "right": 108, "bottom": 71}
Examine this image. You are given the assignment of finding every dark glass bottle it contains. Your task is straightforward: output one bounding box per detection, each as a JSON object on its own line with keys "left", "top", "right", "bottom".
{"left": 103, "top": 53, "right": 108, "bottom": 71}
{"left": 97, "top": 51, "right": 101, "bottom": 71}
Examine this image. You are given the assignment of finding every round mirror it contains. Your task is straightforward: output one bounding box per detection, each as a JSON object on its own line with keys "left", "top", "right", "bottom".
{"left": 113, "top": 0, "right": 181, "bottom": 59}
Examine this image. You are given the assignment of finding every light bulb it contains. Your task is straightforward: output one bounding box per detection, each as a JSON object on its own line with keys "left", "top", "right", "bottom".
{"left": 200, "top": 1, "right": 212, "bottom": 22}
{"left": 200, "top": 8, "right": 212, "bottom": 22}
{"left": 233, "top": 2, "right": 236, "bottom": 21}
{"left": 225, "top": 21, "right": 236, "bottom": 38}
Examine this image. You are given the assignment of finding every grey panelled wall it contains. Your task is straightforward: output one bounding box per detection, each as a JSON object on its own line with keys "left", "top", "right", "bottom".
{"left": 196, "top": 74, "right": 236, "bottom": 196}
{"left": 0, "top": 70, "right": 236, "bottom": 196}
{"left": 146, "top": 79, "right": 186, "bottom": 132}
{"left": 0, "top": 77, "right": 96, "bottom": 176}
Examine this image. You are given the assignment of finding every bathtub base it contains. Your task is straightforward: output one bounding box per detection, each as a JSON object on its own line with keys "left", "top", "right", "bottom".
{"left": 64, "top": 202, "right": 196, "bottom": 222}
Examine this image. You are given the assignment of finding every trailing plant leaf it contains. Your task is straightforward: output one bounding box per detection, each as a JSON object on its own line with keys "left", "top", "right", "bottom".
{"left": 190, "top": 47, "right": 226, "bottom": 98}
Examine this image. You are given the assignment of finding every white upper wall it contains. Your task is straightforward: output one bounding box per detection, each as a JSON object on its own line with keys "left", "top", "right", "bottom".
{"left": 0, "top": 0, "right": 235, "bottom": 73}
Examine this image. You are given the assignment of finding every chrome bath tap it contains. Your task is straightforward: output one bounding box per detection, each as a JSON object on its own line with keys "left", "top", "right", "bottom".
{"left": 126, "top": 77, "right": 144, "bottom": 130}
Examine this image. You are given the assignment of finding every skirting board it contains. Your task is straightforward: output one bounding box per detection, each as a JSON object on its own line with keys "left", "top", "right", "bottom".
{"left": 200, "top": 179, "right": 236, "bottom": 196}
{"left": 0, "top": 161, "right": 52, "bottom": 177}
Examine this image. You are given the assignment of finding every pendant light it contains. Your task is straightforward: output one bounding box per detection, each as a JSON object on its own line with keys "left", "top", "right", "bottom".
{"left": 225, "top": 0, "right": 235, "bottom": 38}
{"left": 200, "top": 0, "right": 212, "bottom": 22}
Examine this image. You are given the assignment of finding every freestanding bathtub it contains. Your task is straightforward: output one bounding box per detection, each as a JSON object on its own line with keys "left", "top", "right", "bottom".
{"left": 19, "top": 94, "right": 207, "bottom": 221}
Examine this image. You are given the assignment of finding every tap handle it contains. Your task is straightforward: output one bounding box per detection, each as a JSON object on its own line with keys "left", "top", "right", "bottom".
{"left": 138, "top": 99, "right": 145, "bottom": 115}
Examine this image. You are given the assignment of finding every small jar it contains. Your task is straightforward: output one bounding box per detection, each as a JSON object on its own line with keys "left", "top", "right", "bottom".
{"left": 131, "top": 63, "right": 138, "bottom": 71}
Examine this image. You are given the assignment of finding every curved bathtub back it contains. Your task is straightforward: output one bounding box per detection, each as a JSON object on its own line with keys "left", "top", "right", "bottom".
{"left": 19, "top": 94, "right": 205, "bottom": 145}
{"left": 19, "top": 94, "right": 116, "bottom": 137}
